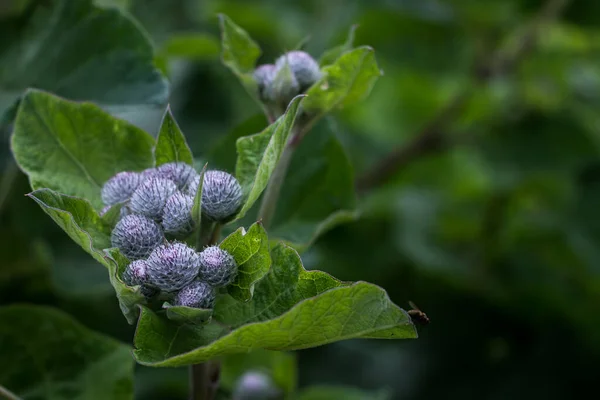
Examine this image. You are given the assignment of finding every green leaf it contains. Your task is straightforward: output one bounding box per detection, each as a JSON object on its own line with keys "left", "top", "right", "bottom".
{"left": 191, "top": 163, "right": 208, "bottom": 225}
{"left": 270, "top": 129, "right": 358, "bottom": 251}
{"left": 159, "top": 33, "right": 220, "bottom": 61}
{"left": 235, "top": 95, "right": 304, "bottom": 220}
{"left": 297, "top": 386, "right": 390, "bottom": 400}
{"left": 11, "top": 89, "right": 155, "bottom": 210}
{"left": 220, "top": 350, "right": 297, "bottom": 395}
{"left": 27, "top": 188, "right": 145, "bottom": 323}
{"left": 220, "top": 222, "right": 271, "bottom": 302}
{"left": 319, "top": 25, "right": 358, "bottom": 66}
{"left": 219, "top": 14, "right": 261, "bottom": 81}
{"left": 0, "top": 0, "right": 168, "bottom": 123}
{"left": 154, "top": 105, "right": 194, "bottom": 167}
{"left": 0, "top": 304, "right": 134, "bottom": 400}
{"left": 303, "top": 47, "right": 382, "bottom": 118}
{"left": 163, "top": 303, "right": 213, "bottom": 326}
{"left": 132, "top": 243, "right": 417, "bottom": 366}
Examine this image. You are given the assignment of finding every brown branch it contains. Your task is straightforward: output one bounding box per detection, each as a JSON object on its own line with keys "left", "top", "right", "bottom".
{"left": 356, "top": 0, "right": 570, "bottom": 193}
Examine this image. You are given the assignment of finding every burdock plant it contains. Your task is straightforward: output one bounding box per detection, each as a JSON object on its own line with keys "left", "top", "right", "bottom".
{"left": 8, "top": 12, "right": 419, "bottom": 400}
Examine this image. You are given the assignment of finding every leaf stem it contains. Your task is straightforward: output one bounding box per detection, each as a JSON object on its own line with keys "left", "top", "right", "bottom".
{"left": 257, "top": 127, "right": 300, "bottom": 229}
{"left": 0, "top": 385, "right": 22, "bottom": 400}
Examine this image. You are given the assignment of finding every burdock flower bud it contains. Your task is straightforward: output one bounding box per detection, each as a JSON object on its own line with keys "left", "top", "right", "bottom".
{"left": 275, "top": 50, "right": 321, "bottom": 91}
{"left": 111, "top": 214, "right": 164, "bottom": 260}
{"left": 253, "top": 64, "right": 276, "bottom": 102}
{"left": 146, "top": 242, "right": 201, "bottom": 292}
{"left": 162, "top": 192, "right": 194, "bottom": 237}
{"left": 156, "top": 162, "right": 198, "bottom": 191}
{"left": 129, "top": 177, "right": 178, "bottom": 221}
{"left": 196, "top": 170, "right": 243, "bottom": 222}
{"left": 122, "top": 259, "right": 149, "bottom": 286}
{"left": 101, "top": 171, "right": 141, "bottom": 206}
{"left": 198, "top": 246, "right": 238, "bottom": 287}
{"left": 172, "top": 280, "right": 216, "bottom": 309}
{"left": 233, "top": 371, "right": 280, "bottom": 400}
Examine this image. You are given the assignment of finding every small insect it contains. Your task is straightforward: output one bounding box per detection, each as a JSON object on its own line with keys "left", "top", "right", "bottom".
{"left": 407, "top": 301, "right": 430, "bottom": 326}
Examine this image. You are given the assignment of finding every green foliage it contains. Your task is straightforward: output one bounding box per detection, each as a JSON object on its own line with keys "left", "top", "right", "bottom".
{"left": 220, "top": 222, "right": 271, "bottom": 302}
{"left": 191, "top": 164, "right": 207, "bottom": 225}
{"left": 234, "top": 95, "right": 303, "bottom": 219}
{"left": 12, "top": 90, "right": 155, "bottom": 210}
{"left": 133, "top": 243, "right": 416, "bottom": 366}
{"left": 297, "top": 386, "right": 389, "bottom": 400}
{"left": 319, "top": 25, "right": 358, "bottom": 66}
{"left": 0, "top": 304, "right": 133, "bottom": 400}
{"left": 154, "top": 106, "right": 194, "bottom": 166}
{"left": 163, "top": 302, "right": 213, "bottom": 325}
{"left": 0, "top": 0, "right": 168, "bottom": 123}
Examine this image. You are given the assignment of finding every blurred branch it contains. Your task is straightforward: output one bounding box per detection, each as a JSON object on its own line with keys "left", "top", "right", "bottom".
{"left": 0, "top": 385, "right": 21, "bottom": 400}
{"left": 356, "top": 0, "right": 571, "bottom": 194}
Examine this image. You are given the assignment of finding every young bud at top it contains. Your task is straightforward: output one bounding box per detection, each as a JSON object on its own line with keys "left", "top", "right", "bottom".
{"left": 189, "top": 170, "right": 243, "bottom": 222}
{"left": 162, "top": 192, "right": 195, "bottom": 237}
{"left": 253, "top": 64, "right": 276, "bottom": 102}
{"left": 111, "top": 214, "right": 164, "bottom": 260}
{"left": 198, "top": 246, "right": 238, "bottom": 287}
{"left": 156, "top": 162, "right": 198, "bottom": 191}
{"left": 233, "top": 371, "right": 280, "bottom": 400}
{"left": 172, "top": 279, "right": 216, "bottom": 309}
{"left": 101, "top": 171, "right": 141, "bottom": 206}
{"left": 146, "top": 242, "right": 201, "bottom": 292}
{"left": 129, "top": 177, "right": 178, "bottom": 221}
{"left": 122, "top": 259, "right": 149, "bottom": 286}
{"left": 275, "top": 50, "right": 321, "bottom": 91}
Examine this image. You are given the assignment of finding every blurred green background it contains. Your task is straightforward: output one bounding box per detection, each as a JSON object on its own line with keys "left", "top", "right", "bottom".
{"left": 2, "top": 0, "right": 600, "bottom": 398}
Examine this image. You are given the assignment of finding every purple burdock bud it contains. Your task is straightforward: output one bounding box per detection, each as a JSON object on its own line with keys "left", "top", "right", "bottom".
{"left": 129, "top": 177, "right": 178, "bottom": 221}
{"left": 156, "top": 162, "right": 198, "bottom": 191}
{"left": 111, "top": 214, "right": 164, "bottom": 260}
{"left": 146, "top": 242, "right": 201, "bottom": 292}
{"left": 172, "top": 279, "right": 216, "bottom": 309}
{"left": 253, "top": 64, "right": 276, "bottom": 102}
{"left": 233, "top": 371, "right": 280, "bottom": 400}
{"left": 198, "top": 246, "right": 238, "bottom": 287}
{"left": 193, "top": 170, "right": 243, "bottom": 222}
{"left": 162, "top": 192, "right": 195, "bottom": 237}
{"left": 122, "top": 259, "right": 149, "bottom": 286}
{"left": 275, "top": 50, "right": 321, "bottom": 91}
{"left": 101, "top": 171, "right": 141, "bottom": 206}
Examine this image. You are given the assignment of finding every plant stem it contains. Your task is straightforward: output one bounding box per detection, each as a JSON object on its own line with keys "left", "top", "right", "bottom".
{"left": 189, "top": 222, "right": 223, "bottom": 400}
{"left": 257, "top": 130, "right": 299, "bottom": 229}
{"left": 0, "top": 385, "right": 21, "bottom": 400}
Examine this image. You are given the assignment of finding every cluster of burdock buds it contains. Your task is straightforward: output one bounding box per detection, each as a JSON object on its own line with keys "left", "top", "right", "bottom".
{"left": 253, "top": 50, "right": 321, "bottom": 110}
{"left": 100, "top": 162, "right": 243, "bottom": 308}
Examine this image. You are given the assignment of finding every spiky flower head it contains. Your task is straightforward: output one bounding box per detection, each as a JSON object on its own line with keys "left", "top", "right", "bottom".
{"left": 156, "top": 162, "right": 198, "bottom": 191}
{"left": 146, "top": 242, "right": 201, "bottom": 292}
{"left": 129, "top": 177, "right": 178, "bottom": 221}
{"left": 162, "top": 192, "right": 195, "bottom": 237}
{"left": 198, "top": 246, "right": 238, "bottom": 287}
{"left": 233, "top": 371, "right": 280, "bottom": 400}
{"left": 253, "top": 64, "right": 277, "bottom": 102}
{"left": 101, "top": 171, "right": 141, "bottom": 206}
{"left": 111, "top": 214, "right": 164, "bottom": 260}
{"left": 275, "top": 50, "right": 321, "bottom": 91}
{"left": 172, "top": 279, "right": 216, "bottom": 309}
{"left": 122, "top": 259, "right": 149, "bottom": 286}
{"left": 190, "top": 170, "right": 243, "bottom": 222}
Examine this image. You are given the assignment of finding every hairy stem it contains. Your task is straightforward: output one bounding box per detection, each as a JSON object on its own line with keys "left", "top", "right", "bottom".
{"left": 257, "top": 130, "right": 298, "bottom": 229}
{"left": 189, "top": 222, "right": 223, "bottom": 400}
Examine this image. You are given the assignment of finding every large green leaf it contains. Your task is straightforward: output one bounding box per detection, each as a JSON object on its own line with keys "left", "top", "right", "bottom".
{"left": 28, "top": 188, "right": 145, "bottom": 323}
{"left": 234, "top": 96, "right": 304, "bottom": 220}
{"left": 154, "top": 105, "right": 194, "bottom": 167}
{"left": 133, "top": 243, "right": 417, "bottom": 366}
{"left": 218, "top": 14, "right": 261, "bottom": 96}
{"left": 269, "top": 128, "right": 358, "bottom": 251}
{"left": 303, "top": 47, "right": 382, "bottom": 119}
{"left": 319, "top": 25, "right": 358, "bottom": 67}
{"left": 220, "top": 222, "right": 271, "bottom": 302}
{"left": 0, "top": 0, "right": 168, "bottom": 123}
{"left": 12, "top": 90, "right": 155, "bottom": 210}
{"left": 0, "top": 304, "right": 133, "bottom": 400}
